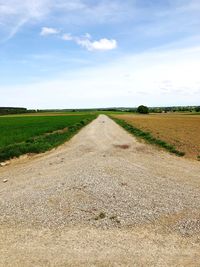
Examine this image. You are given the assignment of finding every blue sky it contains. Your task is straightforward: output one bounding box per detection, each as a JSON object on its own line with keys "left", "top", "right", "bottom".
{"left": 0, "top": 0, "right": 200, "bottom": 108}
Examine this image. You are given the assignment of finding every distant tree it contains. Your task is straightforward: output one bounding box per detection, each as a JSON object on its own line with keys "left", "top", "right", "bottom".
{"left": 0, "top": 107, "right": 27, "bottom": 115}
{"left": 137, "top": 105, "right": 149, "bottom": 114}
{"left": 195, "top": 106, "right": 200, "bottom": 112}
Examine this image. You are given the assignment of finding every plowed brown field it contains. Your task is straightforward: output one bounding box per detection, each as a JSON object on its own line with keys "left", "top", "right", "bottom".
{"left": 113, "top": 113, "right": 200, "bottom": 160}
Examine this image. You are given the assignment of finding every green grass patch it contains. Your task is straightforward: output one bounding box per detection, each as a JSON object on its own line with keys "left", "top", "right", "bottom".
{"left": 112, "top": 117, "right": 185, "bottom": 157}
{"left": 0, "top": 114, "right": 96, "bottom": 162}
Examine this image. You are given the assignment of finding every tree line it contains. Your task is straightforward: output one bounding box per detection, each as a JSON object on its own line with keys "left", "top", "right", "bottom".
{"left": 0, "top": 106, "right": 199, "bottom": 116}
{"left": 0, "top": 107, "right": 36, "bottom": 115}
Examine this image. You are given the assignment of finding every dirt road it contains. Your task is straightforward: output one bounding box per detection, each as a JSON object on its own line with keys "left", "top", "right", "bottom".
{"left": 0, "top": 115, "right": 200, "bottom": 266}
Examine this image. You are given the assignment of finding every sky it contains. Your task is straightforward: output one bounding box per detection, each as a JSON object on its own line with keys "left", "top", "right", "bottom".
{"left": 0, "top": 0, "right": 200, "bottom": 109}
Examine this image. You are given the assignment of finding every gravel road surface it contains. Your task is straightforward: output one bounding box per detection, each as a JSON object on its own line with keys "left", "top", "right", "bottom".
{"left": 0, "top": 115, "right": 200, "bottom": 266}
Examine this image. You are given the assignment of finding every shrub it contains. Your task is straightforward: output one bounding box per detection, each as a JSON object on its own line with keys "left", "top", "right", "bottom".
{"left": 137, "top": 105, "right": 149, "bottom": 114}
{"left": 195, "top": 106, "right": 200, "bottom": 112}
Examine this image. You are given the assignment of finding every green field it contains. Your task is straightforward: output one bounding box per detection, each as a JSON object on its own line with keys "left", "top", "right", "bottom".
{"left": 0, "top": 114, "right": 96, "bottom": 162}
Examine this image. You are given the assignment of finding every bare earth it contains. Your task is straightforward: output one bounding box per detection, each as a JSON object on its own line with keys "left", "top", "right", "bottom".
{"left": 114, "top": 113, "right": 200, "bottom": 160}
{"left": 0, "top": 115, "right": 200, "bottom": 267}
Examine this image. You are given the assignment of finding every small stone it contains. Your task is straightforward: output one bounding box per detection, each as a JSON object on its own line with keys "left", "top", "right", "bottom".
{"left": 3, "top": 179, "right": 8, "bottom": 183}
{"left": 0, "top": 162, "right": 8, "bottom": 167}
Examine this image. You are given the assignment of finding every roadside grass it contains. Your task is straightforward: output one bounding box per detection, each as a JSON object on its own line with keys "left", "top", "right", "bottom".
{"left": 112, "top": 117, "right": 185, "bottom": 157}
{"left": 0, "top": 114, "right": 96, "bottom": 162}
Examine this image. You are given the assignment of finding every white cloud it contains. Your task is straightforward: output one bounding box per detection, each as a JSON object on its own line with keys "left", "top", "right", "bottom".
{"left": 61, "top": 33, "right": 73, "bottom": 41}
{"left": 77, "top": 38, "right": 117, "bottom": 51}
{"left": 61, "top": 33, "right": 117, "bottom": 51}
{"left": 5, "top": 18, "right": 28, "bottom": 41}
{"left": 0, "top": 0, "right": 50, "bottom": 41}
{"left": 84, "top": 33, "right": 92, "bottom": 39}
{"left": 92, "top": 38, "right": 117, "bottom": 51}
{"left": 40, "top": 27, "right": 60, "bottom": 36}
{"left": 0, "top": 1, "right": 49, "bottom": 18}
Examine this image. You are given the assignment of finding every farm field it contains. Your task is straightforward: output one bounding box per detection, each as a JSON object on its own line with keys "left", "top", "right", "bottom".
{"left": 112, "top": 113, "right": 200, "bottom": 160}
{"left": 3, "top": 112, "right": 95, "bottom": 117}
{"left": 0, "top": 113, "right": 96, "bottom": 162}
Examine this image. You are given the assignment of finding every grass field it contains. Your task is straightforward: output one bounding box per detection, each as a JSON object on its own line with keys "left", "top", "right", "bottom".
{"left": 0, "top": 114, "right": 96, "bottom": 162}
{"left": 112, "top": 113, "right": 200, "bottom": 160}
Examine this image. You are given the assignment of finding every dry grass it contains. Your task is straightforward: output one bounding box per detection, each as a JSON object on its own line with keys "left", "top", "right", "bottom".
{"left": 114, "top": 113, "right": 200, "bottom": 160}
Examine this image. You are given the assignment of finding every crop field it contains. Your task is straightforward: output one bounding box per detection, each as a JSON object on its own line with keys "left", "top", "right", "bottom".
{"left": 4, "top": 112, "right": 95, "bottom": 117}
{"left": 113, "top": 113, "right": 200, "bottom": 160}
{"left": 0, "top": 113, "right": 96, "bottom": 162}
